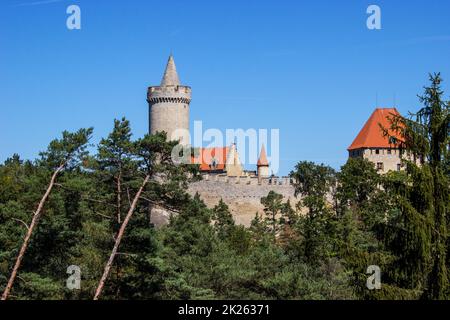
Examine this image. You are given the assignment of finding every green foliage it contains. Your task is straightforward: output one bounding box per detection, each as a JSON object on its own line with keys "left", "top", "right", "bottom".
{"left": 337, "top": 157, "right": 379, "bottom": 209}
{"left": 212, "top": 199, "right": 235, "bottom": 240}
{"left": 380, "top": 74, "right": 449, "bottom": 299}
{"left": 1, "top": 74, "right": 449, "bottom": 300}
{"left": 261, "top": 191, "right": 284, "bottom": 237}
{"left": 39, "top": 128, "right": 93, "bottom": 170}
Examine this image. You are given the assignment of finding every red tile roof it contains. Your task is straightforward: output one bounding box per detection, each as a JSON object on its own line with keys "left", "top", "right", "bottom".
{"left": 257, "top": 144, "right": 269, "bottom": 166}
{"left": 192, "top": 147, "right": 229, "bottom": 171}
{"left": 348, "top": 108, "right": 403, "bottom": 151}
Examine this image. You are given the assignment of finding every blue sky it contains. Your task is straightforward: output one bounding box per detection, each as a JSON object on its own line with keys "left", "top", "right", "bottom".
{"left": 1, "top": 0, "right": 449, "bottom": 175}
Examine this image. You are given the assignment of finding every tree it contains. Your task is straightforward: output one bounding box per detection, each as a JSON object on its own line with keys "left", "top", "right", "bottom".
{"left": 97, "top": 118, "right": 135, "bottom": 224}
{"left": 93, "top": 174, "right": 150, "bottom": 300}
{"left": 249, "top": 212, "right": 267, "bottom": 243}
{"left": 278, "top": 200, "right": 299, "bottom": 246}
{"left": 94, "top": 132, "right": 196, "bottom": 299}
{"left": 337, "top": 158, "right": 380, "bottom": 210}
{"left": 1, "top": 128, "right": 93, "bottom": 300}
{"left": 290, "top": 161, "right": 336, "bottom": 216}
{"left": 382, "top": 73, "right": 449, "bottom": 299}
{"left": 212, "top": 199, "right": 235, "bottom": 240}
{"left": 290, "top": 161, "right": 336, "bottom": 262}
{"left": 261, "top": 191, "right": 284, "bottom": 238}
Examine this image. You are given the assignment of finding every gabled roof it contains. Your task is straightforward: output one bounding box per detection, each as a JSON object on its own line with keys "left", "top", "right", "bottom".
{"left": 160, "top": 55, "right": 180, "bottom": 86}
{"left": 348, "top": 108, "right": 403, "bottom": 151}
{"left": 257, "top": 144, "right": 269, "bottom": 166}
{"left": 191, "top": 147, "right": 230, "bottom": 171}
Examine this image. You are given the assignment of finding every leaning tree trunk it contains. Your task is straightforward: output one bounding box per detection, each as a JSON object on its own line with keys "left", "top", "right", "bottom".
{"left": 94, "top": 175, "right": 150, "bottom": 300}
{"left": 117, "top": 170, "right": 122, "bottom": 224}
{"left": 1, "top": 164, "right": 64, "bottom": 300}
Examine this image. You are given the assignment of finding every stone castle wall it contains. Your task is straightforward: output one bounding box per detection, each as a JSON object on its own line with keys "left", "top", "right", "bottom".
{"left": 187, "top": 174, "right": 298, "bottom": 226}
{"left": 350, "top": 148, "right": 415, "bottom": 174}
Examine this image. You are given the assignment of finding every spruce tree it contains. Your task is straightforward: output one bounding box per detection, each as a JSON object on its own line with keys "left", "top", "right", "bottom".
{"left": 383, "top": 73, "right": 449, "bottom": 299}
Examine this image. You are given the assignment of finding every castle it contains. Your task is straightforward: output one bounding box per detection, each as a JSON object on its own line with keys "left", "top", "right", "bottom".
{"left": 147, "top": 55, "right": 407, "bottom": 225}
{"left": 147, "top": 55, "right": 296, "bottom": 225}
{"left": 147, "top": 55, "right": 271, "bottom": 180}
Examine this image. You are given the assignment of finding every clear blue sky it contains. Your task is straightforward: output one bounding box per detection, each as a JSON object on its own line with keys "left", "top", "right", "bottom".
{"left": 1, "top": 0, "right": 449, "bottom": 175}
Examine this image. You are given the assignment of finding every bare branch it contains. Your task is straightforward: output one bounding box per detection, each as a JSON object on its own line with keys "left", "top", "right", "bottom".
{"left": 12, "top": 218, "right": 30, "bottom": 231}
{"left": 96, "top": 213, "right": 113, "bottom": 220}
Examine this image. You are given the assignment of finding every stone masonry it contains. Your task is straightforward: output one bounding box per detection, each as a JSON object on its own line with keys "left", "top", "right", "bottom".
{"left": 188, "top": 175, "right": 297, "bottom": 226}
{"left": 147, "top": 55, "right": 191, "bottom": 145}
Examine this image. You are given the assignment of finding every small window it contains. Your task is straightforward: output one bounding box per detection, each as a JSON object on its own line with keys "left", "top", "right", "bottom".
{"left": 387, "top": 149, "right": 392, "bottom": 155}
{"left": 376, "top": 149, "right": 380, "bottom": 155}
{"left": 210, "top": 158, "right": 217, "bottom": 170}
{"left": 389, "top": 136, "right": 397, "bottom": 144}
{"left": 376, "top": 162, "right": 384, "bottom": 171}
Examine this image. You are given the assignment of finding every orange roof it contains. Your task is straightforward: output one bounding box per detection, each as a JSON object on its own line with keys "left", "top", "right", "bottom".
{"left": 257, "top": 145, "right": 269, "bottom": 166}
{"left": 348, "top": 108, "right": 403, "bottom": 151}
{"left": 191, "top": 147, "right": 229, "bottom": 171}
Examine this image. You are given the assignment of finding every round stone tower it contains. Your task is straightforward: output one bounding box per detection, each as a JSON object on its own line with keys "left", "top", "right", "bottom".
{"left": 147, "top": 55, "right": 191, "bottom": 145}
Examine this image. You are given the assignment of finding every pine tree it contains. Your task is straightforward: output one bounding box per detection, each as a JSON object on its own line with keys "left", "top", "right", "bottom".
{"left": 97, "top": 118, "right": 135, "bottom": 225}
{"left": 261, "top": 191, "right": 284, "bottom": 238}
{"left": 212, "top": 199, "right": 235, "bottom": 240}
{"left": 1, "top": 128, "right": 92, "bottom": 300}
{"left": 94, "top": 132, "right": 197, "bottom": 299}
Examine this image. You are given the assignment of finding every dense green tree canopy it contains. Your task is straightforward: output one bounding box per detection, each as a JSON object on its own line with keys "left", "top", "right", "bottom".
{"left": 0, "top": 75, "right": 449, "bottom": 300}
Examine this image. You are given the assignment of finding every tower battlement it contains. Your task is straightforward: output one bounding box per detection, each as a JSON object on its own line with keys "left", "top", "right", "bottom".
{"left": 147, "top": 85, "right": 192, "bottom": 102}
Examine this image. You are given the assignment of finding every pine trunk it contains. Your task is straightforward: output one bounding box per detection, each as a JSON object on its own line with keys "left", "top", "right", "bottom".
{"left": 117, "top": 170, "right": 122, "bottom": 224}
{"left": 1, "top": 164, "right": 64, "bottom": 300}
{"left": 93, "top": 175, "right": 150, "bottom": 300}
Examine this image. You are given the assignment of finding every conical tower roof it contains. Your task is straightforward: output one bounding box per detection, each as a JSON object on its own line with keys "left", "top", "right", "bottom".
{"left": 160, "top": 55, "right": 180, "bottom": 86}
{"left": 257, "top": 144, "right": 269, "bottom": 166}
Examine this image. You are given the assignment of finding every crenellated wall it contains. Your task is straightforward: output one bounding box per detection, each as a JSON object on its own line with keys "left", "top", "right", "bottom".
{"left": 199, "top": 174, "right": 293, "bottom": 185}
